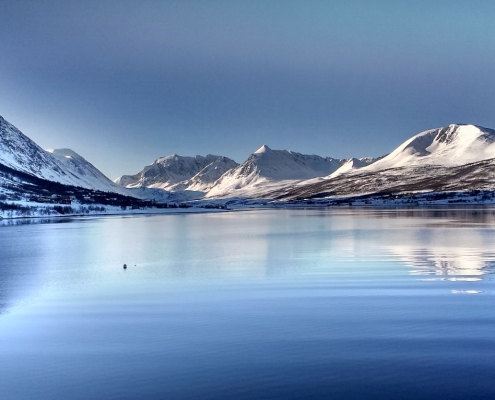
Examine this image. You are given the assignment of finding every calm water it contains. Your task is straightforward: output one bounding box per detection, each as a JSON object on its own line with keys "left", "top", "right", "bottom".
{"left": 1, "top": 208, "right": 495, "bottom": 400}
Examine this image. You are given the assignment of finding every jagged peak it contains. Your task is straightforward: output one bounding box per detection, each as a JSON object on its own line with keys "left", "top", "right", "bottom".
{"left": 0, "top": 115, "right": 19, "bottom": 130}
{"left": 254, "top": 144, "right": 272, "bottom": 154}
{"left": 154, "top": 154, "right": 182, "bottom": 164}
{"left": 117, "top": 153, "right": 237, "bottom": 189}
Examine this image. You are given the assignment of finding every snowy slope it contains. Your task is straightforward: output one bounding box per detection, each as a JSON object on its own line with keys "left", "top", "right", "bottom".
{"left": 115, "top": 154, "right": 238, "bottom": 191}
{"left": 366, "top": 124, "right": 495, "bottom": 171}
{"left": 0, "top": 116, "right": 70, "bottom": 181}
{"left": 46, "top": 148, "right": 130, "bottom": 194}
{"left": 272, "top": 158, "right": 495, "bottom": 202}
{"left": 328, "top": 157, "right": 377, "bottom": 178}
{"left": 274, "top": 123, "right": 495, "bottom": 201}
{"left": 0, "top": 115, "right": 128, "bottom": 193}
{"left": 169, "top": 156, "right": 239, "bottom": 192}
{"left": 273, "top": 124, "right": 495, "bottom": 201}
{"left": 212, "top": 124, "right": 495, "bottom": 200}
{"left": 206, "top": 145, "right": 344, "bottom": 198}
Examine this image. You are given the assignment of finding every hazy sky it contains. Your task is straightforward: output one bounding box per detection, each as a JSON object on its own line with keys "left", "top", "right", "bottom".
{"left": 1, "top": 0, "right": 495, "bottom": 179}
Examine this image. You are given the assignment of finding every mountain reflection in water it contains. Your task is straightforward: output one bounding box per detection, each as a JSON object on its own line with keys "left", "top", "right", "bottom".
{"left": 395, "top": 246, "right": 495, "bottom": 280}
{"left": 360, "top": 207, "right": 495, "bottom": 287}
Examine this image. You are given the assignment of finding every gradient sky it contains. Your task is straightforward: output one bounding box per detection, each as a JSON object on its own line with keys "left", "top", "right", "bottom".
{"left": 1, "top": 0, "right": 495, "bottom": 179}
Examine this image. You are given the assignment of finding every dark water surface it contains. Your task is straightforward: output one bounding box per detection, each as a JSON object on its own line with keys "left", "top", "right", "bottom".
{"left": 1, "top": 208, "right": 495, "bottom": 400}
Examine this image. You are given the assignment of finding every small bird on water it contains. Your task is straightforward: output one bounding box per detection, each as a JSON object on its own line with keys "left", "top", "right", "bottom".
{"left": 123, "top": 264, "right": 127, "bottom": 269}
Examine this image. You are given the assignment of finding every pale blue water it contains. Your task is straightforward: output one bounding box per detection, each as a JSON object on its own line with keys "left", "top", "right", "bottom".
{"left": 1, "top": 208, "right": 495, "bottom": 399}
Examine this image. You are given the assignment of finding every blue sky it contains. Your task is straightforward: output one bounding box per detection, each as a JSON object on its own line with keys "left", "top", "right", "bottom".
{"left": 1, "top": 0, "right": 495, "bottom": 179}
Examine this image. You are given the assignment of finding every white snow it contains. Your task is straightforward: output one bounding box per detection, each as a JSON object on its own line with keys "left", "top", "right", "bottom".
{"left": 254, "top": 144, "right": 271, "bottom": 154}
{"left": 328, "top": 157, "right": 375, "bottom": 178}
{"left": 4, "top": 114, "right": 495, "bottom": 204}
{"left": 206, "top": 145, "right": 344, "bottom": 198}
{"left": 0, "top": 116, "right": 133, "bottom": 195}
{"left": 115, "top": 154, "right": 238, "bottom": 192}
{"left": 46, "top": 148, "right": 130, "bottom": 194}
{"left": 365, "top": 124, "right": 495, "bottom": 171}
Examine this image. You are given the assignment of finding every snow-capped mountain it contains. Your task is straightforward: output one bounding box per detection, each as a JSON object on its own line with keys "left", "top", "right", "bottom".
{"left": 0, "top": 116, "right": 126, "bottom": 193}
{"left": 115, "top": 154, "right": 238, "bottom": 191}
{"left": 272, "top": 158, "right": 495, "bottom": 202}
{"left": 366, "top": 124, "right": 495, "bottom": 171}
{"left": 4, "top": 114, "right": 495, "bottom": 206}
{"left": 274, "top": 124, "right": 495, "bottom": 201}
{"left": 206, "top": 144, "right": 344, "bottom": 198}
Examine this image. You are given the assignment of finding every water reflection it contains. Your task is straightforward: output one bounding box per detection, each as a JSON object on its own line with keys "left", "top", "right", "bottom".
{"left": 355, "top": 209, "right": 495, "bottom": 294}
{"left": 379, "top": 220, "right": 495, "bottom": 282}
{"left": 451, "top": 290, "right": 483, "bottom": 294}
{"left": 326, "top": 206, "right": 495, "bottom": 227}
{"left": 394, "top": 246, "right": 495, "bottom": 280}
{"left": 0, "top": 217, "right": 74, "bottom": 227}
{"left": 1, "top": 207, "right": 495, "bottom": 316}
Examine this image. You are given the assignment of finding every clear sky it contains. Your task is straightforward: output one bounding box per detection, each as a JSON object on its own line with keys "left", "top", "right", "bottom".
{"left": 1, "top": 0, "right": 495, "bottom": 179}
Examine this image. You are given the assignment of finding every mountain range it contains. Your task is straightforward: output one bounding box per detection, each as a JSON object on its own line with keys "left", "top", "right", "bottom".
{"left": 272, "top": 124, "right": 495, "bottom": 201}
{"left": 115, "top": 154, "right": 239, "bottom": 193}
{"left": 1, "top": 114, "right": 495, "bottom": 205}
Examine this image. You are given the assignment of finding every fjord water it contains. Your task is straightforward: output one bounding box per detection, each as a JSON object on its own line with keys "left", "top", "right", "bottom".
{"left": 1, "top": 209, "right": 495, "bottom": 400}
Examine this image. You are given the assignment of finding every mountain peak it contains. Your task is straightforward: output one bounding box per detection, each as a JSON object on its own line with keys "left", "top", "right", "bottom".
{"left": 46, "top": 148, "right": 83, "bottom": 160}
{"left": 364, "top": 123, "right": 495, "bottom": 172}
{"left": 254, "top": 144, "right": 272, "bottom": 154}
{"left": 116, "top": 154, "right": 238, "bottom": 189}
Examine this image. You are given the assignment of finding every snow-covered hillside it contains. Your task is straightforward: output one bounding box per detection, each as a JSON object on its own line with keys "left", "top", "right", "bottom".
{"left": 271, "top": 158, "right": 495, "bottom": 202}
{"left": 0, "top": 116, "right": 127, "bottom": 194}
{"left": 328, "top": 157, "right": 377, "bottom": 178}
{"left": 46, "top": 148, "right": 130, "bottom": 194}
{"left": 115, "top": 154, "right": 238, "bottom": 191}
{"left": 168, "top": 156, "right": 239, "bottom": 192}
{"left": 1, "top": 116, "right": 69, "bottom": 181}
{"left": 270, "top": 124, "right": 495, "bottom": 202}
{"left": 206, "top": 145, "right": 344, "bottom": 198}
{"left": 366, "top": 124, "right": 495, "bottom": 171}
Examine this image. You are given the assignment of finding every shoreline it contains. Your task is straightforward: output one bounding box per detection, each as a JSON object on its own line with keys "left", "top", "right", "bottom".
{"left": 0, "top": 204, "right": 232, "bottom": 222}
{"left": 3, "top": 200, "right": 495, "bottom": 223}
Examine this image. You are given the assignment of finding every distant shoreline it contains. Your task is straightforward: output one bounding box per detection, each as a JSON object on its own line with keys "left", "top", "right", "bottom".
{"left": 3, "top": 198, "right": 495, "bottom": 224}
